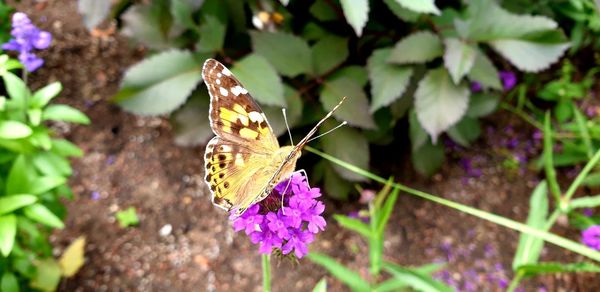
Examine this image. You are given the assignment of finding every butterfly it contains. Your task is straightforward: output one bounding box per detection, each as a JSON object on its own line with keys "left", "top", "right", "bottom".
{"left": 202, "top": 58, "right": 346, "bottom": 216}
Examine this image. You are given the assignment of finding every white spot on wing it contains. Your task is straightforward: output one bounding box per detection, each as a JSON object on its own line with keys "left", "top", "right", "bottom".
{"left": 235, "top": 153, "right": 245, "bottom": 166}
{"left": 222, "top": 67, "right": 232, "bottom": 76}
{"left": 216, "top": 79, "right": 221, "bottom": 85}
{"left": 217, "top": 72, "right": 222, "bottom": 78}
{"left": 221, "top": 145, "right": 232, "bottom": 152}
{"left": 219, "top": 87, "right": 228, "bottom": 96}
{"left": 231, "top": 85, "right": 248, "bottom": 96}
{"left": 248, "top": 111, "right": 263, "bottom": 123}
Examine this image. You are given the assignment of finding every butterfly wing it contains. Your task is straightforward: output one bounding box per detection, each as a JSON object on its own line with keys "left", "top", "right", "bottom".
{"left": 202, "top": 59, "right": 282, "bottom": 214}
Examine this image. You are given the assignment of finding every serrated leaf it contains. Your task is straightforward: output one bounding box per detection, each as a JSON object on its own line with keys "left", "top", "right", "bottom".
{"left": 409, "top": 110, "right": 428, "bottom": 152}
{"left": 467, "top": 50, "right": 502, "bottom": 90}
{"left": 173, "top": 92, "right": 212, "bottom": 147}
{"left": 30, "top": 259, "right": 61, "bottom": 292}
{"left": 114, "top": 50, "right": 203, "bottom": 115}
{"left": 170, "top": 0, "right": 203, "bottom": 30}
{"left": 311, "top": 35, "right": 349, "bottom": 76}
{"left": 329, "top": 66, "right": 369, "bottom": 86}
{"left": 388, "top": 31, "right": 443, "bottom": 64}
{"left": 513, "top": 181, "right": 548, "bottom": 269}
{"left": 250, "top": 31, "right": 312, "bottom": 77}
{"left": 121, "top": 2, "right": 175, "bottom": 49}
{"left": 24, "top": 204, "right": 65, "bottom": 229}
{"left": 59, "top": 236, "right": 86, "bottom": 277}
{"left": 197, "top": 15, "right": 226, "bottom": 53}
{"left": 0, "top": 195, "right": 37, "bottom": 215}
{"left": 0, "top": 215, "right": 16, "bottom": 256}
{"left": 323, "top": 163, "right": 352, "bottom": 200}
{"left": 309, "top": 0, "right": 338, "bottom": 21}
{"left": 307, "top": 253, "right": 370, "bottom": 291}
{"left": 339, "top": 0, "right": 369, "bottom": 36}
{"left": 447, "top": 116, "right": 481, "bottom": 147}
{"left": 367, "top": 48, "right": 413, "bottom": 112}
{"left": 383, "top": 0, "right": 419, "bottom": 22}
{"left": 321, "top": 121, "right": 369, "bottom": 181}
{"left": 414, "top": 68, "right": 470, "bottom": 143}
{"left": 78, "top": 0, "right": 111, "bottom": 30}
{"left": 262, "top": 85, "right": 303, "bottom": 137}
{"left": 0, "top": 121, "right": 32, "bottom": 139}
{"left": 443, "top": 38, "right": 476, "bottom": 84}
{"left": 321, "top": 78, "right": 375, "bottom": 129}
{"left": 43, "top": 105, "right": 90, "bottom": 124}
{"left": 490, "top": 40, "right": 570, "bottom": 72}
{"left": 466, "top": 92, "right": 499, "bottom": 118}
{"left": 411, "top": 140, "right": 445, "bottom": 177}
{"left": 394, "top": 0, "right": 440, "bottom": 15}
{"left": 231, "top": 54, "right": 285, "bottom": 107}
{"left": 518, "top": 262, "right": 600, "bottom": 276}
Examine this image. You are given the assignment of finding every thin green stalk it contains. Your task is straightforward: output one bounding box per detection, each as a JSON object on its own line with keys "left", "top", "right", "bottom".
{"left": 563, "top": 148, "right": 600, "bottom": 202}
{"left": 543, "top": 113, "right": 562, "bottom": 203}
{"left": 305, "top": 146, "right": 600, "bottom": 262}
{"left": 543, "top": 209, "right": 561, "bottom": 231}
{"left": 262, "top": 254, "right": 271, "bottom": 292}
{"left": 501, "top": 102, "right": 543, "bottom": 129}
{"left": 507, "top": 271, "right": 524, "bottom": 292}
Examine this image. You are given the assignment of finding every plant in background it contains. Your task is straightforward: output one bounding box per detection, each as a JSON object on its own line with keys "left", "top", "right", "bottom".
{"left": 0, "top": 1, "right": 13, "bottom": 45}
{"left": 75, "top": 0, "right": 571, "bottom": 199}
{"left": 0, "top": 13, "right": 88, "bottom": 290}
{"left": 308, "top": 180, "right": 451, "bottom": 291}
{"left": 115, "top": 207, "right": 140, "bottom": 228}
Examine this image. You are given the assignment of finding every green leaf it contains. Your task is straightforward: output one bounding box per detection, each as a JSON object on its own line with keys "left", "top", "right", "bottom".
{"left": 513, "top": 181, "right": 548, "bottom": 270}
{"left": 466, "top": 92, "right": 499, "bottom": 118}
{"left": 383, "top": 262, "right": 452, "bottom": 292}
{"left": 412, "top": 140, "right": 444, "bottom": 177}
{"left": 367, "top": 48, "right": 413, "bottom": 112}
{"left": 43, "top": 105, "right": 90, "bottom": 124}
{"left": 29, "top": 176, "right": 67, "bottom": 195}
{"left": 543, "top": 112, "right": 561, "bottom": 201}
{"left": 28, "top": 108, "right": 42, "bottom": 126}
{"left": 78, "top": 0, "right": 111, "bottom": 30}
{"left": 30, "top": 258, "right": 61, "bottom": 292}
{"left": 570, "top": 195, "right": 600, "bottom": 210}
{"left": 31, "top": 82, "right": 62, "bottom": 108}
{"left": 250, "top": 31, "right": 312, "bottom": 77}
{"left": 333, "top": 214, "right": 371, "bottom": 238}
{"left": 393, "top": 0, "right": 440, "bottom": 15}
{"left": 447, "top": 117, "right": 481, "bottom": 147}
{"left": 443, "top": 38, "right": 476, "bottom": 84}
{"left": 172, "top": 92, "right": 212, "bottom": 147}
{"left": 2, "top": 72, "right": 28, "bottom": 109}
{"left": 321, "top": 121, "right": 370, "bottom": 181}
{"left": 231, "top": 54, "right": 285, "bottom": 107}
{"left": 309, "top": 0, "right": 338, "bottom": 21}
{"left": 197, "top": 15, "right": 226, "bottom": 53}
{"left": 409, "top": 110, "right": 428, "bottom": 152}
{"left": 116, "top": 207, "right": 140, "bottom": 228}
{"left": 320, "top": 78, "right": 376, "bottom": 129}
{"left": 312, "top": 278, "right": 327, "bottom": 292}
{"left": 0, "top": 195, "right": 37, "bottom": 215}
{"left": 583, "top": 172, "right": 600, "bottom": 187}
{"left": 339, "top": 0, "right": 369, "bottom": 36}
{"left": 51, "top": 139, "right": 84, "bottom": 157}
{"left": 376, "top": 188, "right": 399, "bottom": 234}
{"left": 262, "top": 85, "right": 303, "bottom": 137}
{"left": 517, "top": 262, "right": 600, "bottom": 277}
{"left": 329, "top": 66, "right": 369, "bottom": 87}
{"left": 383, "top": 0, "right": 420, "bottom": 22}
{"left": 323, "top": 163, "right": 352, "bottom": 200}
{"left": 0, "top": 215, "right": 17, "bottom": 256}
{"left": 170, "top": 0, "right": 201, "bottom": 30}
{"left": 311, "top": 35, "right": 349, "bottom": 76}
{"left": 33, "top": 152, "right": 72, "bottom": 177}
{"left": 1, "top": 272, "right": 19, "bottom": 292}
{"left": 23, "top": 204, "right": 65, "bottom": 229}
{"left": 388, "top": 31, "right": 443, "bottom": 64}
{"left": 414, "top": 68, "right": 470, "bottom": 143}
{"left": 121, "top": 2, "right": 174, "bottom": 49}
{"left": 307, "top": 253, "right": 370, "bottom": 291}
{"left": 59, "top": 236, "right": 86, "bottom": 277}
{"left": 6, "top": 155, "right": 32, "bottom": 195}
{"left": 573, "top": 106, "right": 593, "bottom": 159}
{"left": 0, "top": 121, "right": 32, "bottom": 139}
{"left": 467, "top": 50, "right": 502, "bottom": 90}
{"left": 490, "top": 40, "right": 570, "bottom": 72}
{"left": 114, "top": 50, "right": 203, "bottom": 115}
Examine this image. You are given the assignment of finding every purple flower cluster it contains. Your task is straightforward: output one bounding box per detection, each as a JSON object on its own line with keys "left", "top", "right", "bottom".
{"left": 2, "top": 12, "right": 52, "bottom": 72}
{"left": 470, "top": 70, "right": 517, "bottom": 93}
{"left": 230, "top": 173, "right": 326, "bottom": 258}
{"left": 582, "top": 225, "right": 600, "bottom": 250}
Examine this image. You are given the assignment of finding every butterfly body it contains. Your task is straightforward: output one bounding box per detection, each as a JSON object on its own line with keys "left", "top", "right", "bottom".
{"left": 202, "top": 59, "right": 343, "bottom": 216}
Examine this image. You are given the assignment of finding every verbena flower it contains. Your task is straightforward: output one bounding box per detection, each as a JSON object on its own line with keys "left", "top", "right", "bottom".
{"left": 499, "top": 71, "right": 516, "bottom": 91}
{"left": 230, "top": 172, "right": 325, "bottom": 258}
{"left": 2, "top": 12, "right": 52, "bottom": 72}
{"left": 582, "top": 225, "right": 600, "bottom": 250}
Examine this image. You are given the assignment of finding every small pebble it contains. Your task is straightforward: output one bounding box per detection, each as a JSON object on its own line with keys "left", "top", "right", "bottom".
{"left": 159, "top": 224, "right": 173, "bottom": 237}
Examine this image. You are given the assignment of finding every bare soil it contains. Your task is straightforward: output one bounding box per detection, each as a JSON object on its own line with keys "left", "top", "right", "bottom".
{"left": 12, "top": 1, "right": 600, "bottom": 291}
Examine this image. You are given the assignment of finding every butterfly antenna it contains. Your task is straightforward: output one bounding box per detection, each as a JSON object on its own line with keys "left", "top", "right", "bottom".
{"left": 294, "top": 96, "right": 348, "bottom": 149}
{"left": 306, "top": 121, "right": 348, "bottom": 143}
{"left": 282, "top": 108, "right": 294, "bottom": 146}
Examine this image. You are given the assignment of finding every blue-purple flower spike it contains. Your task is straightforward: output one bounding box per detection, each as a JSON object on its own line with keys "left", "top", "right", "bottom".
{"left": 230, "top": 172, "right": 326, "bottom": 258}
{"left": 2, "top": 12, "right": 52, "bottom": 72}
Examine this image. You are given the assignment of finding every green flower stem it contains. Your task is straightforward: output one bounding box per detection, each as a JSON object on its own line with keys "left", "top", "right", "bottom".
{"left": 305, "top": 146, "right": 600, "bottom": 262}
{"left": 262, "top": 254, "right": 271, "bottom": 292}
{"left": 507, "top": 270, "right": 524, "bottom": 292}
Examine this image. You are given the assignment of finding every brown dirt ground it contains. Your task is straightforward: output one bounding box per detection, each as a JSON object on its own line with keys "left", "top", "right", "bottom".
{"left": 11, "top": 1, "right": 600, "bottom": 291}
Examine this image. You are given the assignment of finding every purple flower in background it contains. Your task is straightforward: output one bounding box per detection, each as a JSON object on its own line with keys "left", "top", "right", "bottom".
{"left": 2, "top": 12, "right": 52, "bottom": 72}
{"left": 499, "top": 71, "right": 517, "bottom": 91}
{"left": 471, "top": 81, "right": 483, "bottom": 92}
{"left": 583, "top": 208, "right": 594, "bottom": 217}
{"left": 582, "top": 225, "right": 600, "bottom": 250}
{"left": 230, "top": 172, "right": 326, "bottom": 258}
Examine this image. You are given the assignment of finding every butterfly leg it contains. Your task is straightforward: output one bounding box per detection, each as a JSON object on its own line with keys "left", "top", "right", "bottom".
{"left": 294, "top": 169, "right": 311, "bottom": 188}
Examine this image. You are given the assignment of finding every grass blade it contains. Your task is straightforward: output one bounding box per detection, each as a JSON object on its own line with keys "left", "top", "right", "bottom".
{"left": 307, "top": 253, "right": 370, "bottom": 291}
